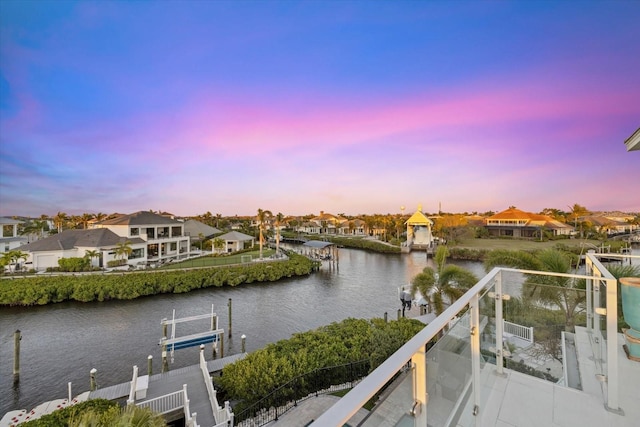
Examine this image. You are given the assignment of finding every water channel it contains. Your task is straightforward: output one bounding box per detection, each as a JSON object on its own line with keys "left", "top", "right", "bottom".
{"left": 1, "top": 245, "right": 636, "bottom": 415}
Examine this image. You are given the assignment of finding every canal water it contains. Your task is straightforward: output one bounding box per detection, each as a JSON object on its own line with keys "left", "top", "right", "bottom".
{"left": 2, "top": 245, "right": 636, "bottom": 415}
{"left": 2, "top": 247, "right": 474, "bottom": 414}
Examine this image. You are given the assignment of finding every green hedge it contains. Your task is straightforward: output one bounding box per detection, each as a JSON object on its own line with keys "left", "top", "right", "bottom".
{"left": 0, "top": 253, "right": 318, "bottom": 306}
{"left": 447, "top": 247, "right": 488, "bottom": 261}
{"left": 320, "top": 236, "right": 401, "bottom": 253}
{"left": 219, "top": 317, "right": 424, "bottom": 408}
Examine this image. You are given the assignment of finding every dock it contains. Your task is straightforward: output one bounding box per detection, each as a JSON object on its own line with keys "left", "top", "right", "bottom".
{"left": 2, "top": 353, "right": 245, "bottom": 427}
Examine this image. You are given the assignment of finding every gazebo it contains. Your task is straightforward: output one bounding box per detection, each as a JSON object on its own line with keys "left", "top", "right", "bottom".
{"left": 405, "top": 205, "right": 434, "bottom": 250}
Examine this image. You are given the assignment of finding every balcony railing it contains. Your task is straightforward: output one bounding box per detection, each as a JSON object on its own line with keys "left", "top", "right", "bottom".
{"left": 310, "top": 252, "right": 633, "bottom": 427}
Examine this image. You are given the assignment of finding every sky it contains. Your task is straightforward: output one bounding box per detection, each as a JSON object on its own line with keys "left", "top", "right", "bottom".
{"left": 1, "top": 0, "right": 639, "bottom": 218}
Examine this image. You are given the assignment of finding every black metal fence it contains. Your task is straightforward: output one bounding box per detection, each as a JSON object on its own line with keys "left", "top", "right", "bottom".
{"left": 234, "top": 359, "right": 370, "bottom": 427}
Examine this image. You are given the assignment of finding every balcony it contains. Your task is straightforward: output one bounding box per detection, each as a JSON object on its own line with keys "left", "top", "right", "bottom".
{"left": 309, "top": 252, "right": 640, "bottom": 427}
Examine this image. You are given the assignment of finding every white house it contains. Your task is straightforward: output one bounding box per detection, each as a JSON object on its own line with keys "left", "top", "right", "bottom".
{"left": 216, "top": 231, "right": 255, "bottom": 253}
{"left": 18, "top": 228, "right": 144, "bottom": 270}
{"left": 18, "top": 211, "right": 191, "bottom": 271}
{"left": 91, "top": 211, "right": 191, "bottom": 263}
{"left": 1, "top": 217, "right": 28, "bottom": 253}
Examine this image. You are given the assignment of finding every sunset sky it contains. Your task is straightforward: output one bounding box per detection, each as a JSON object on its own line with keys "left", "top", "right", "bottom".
{"left": 1, "top": 0, "right": 639, "bottom": 218}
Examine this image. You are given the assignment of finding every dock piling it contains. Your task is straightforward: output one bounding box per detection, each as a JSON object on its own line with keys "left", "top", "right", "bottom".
{"left": 228, "top": 298, "right": 232, "bottom": 338}
{"left": 13, "top": 330, "right": 21, "bottom": 377}
{"left": 241, "top": 334, "right": 246, "bottom": 353}
{"left": 90, "top": 368, "right": 98, "bottom": 391}
{"left": 148, "top": 355, "right": 153, "bottom": 376}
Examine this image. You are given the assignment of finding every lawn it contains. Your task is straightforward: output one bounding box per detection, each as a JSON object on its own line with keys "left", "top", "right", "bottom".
{"left": 160, "top": 249, "right": 276, "bottom": 269}
{"left": 453, "top": 237, "right": 609, "bottom": 252}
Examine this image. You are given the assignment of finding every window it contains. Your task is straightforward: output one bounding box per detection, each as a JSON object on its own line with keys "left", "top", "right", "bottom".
{"left": 130, "top": 248, "right": 144, "bottom": 259}
{"left": 130, "top": 228, "right": 139, "bottom": 236}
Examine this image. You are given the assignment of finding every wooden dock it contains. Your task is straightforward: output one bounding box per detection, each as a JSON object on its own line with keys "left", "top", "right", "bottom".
{"left": 89, "top": 353, "right": 245, "bottom": 426}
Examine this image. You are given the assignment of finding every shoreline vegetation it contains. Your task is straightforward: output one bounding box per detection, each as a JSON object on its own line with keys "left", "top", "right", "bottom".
{"left": 0, "top": 251, "right": 319, "bottom": 307}
{"left": 0, "top": 237, "right": 631, "bottom": 307}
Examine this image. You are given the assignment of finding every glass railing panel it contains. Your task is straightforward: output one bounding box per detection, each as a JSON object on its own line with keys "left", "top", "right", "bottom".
{"left": 358, "top": 367, "right": 414, "bottom": 427}
{"left": 425, "top": 311, "right": 472, "bottom": 427}
{"left": 501, "top": 270, "right": 587, "bottom": 388}
{"left": 593, "top": 276, "right": 608, "bottom": 375}
{"left": 477, "top": 280, "right": 498, "bottom": 415}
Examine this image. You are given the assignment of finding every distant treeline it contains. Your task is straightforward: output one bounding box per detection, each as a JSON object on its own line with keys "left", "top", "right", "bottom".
{"left": 0, "top": 253, "right": 318, "bottom": 306}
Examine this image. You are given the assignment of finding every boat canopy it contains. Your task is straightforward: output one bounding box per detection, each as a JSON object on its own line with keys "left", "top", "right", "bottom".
{"left": 303, "top": 240, "right": 335, "bottom": 249}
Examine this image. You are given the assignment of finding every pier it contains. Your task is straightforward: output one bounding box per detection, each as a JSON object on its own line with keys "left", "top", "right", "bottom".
{"left": 1, "top": 352, "right": 245, "bottom": 427}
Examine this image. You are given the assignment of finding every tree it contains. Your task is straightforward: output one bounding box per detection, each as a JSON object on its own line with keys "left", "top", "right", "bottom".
{"left": 274, "top": 212, "right": 285, "bottom": 255}
{"left": 53, "top": 211, "right": 68, "bottom": 233}
{"left": 213, "top": 237, "right": 225, "bottom": 254}
{"left": 84, "top": 250, "right": 100, "bottom": 268}
{"left": 410, "top": 245, "right": 478, "bottom": 315}
{"left": 484, "top": 248, "right": 584, "bottom": 331}
{"left": 256, "top": 208, "right": 272, "bottom": 259}
{"left": 80, "top": 213, "right": 95, "bottom": 229}
{"left": 1, "top": 250, "right": 28, "bottom": 273}
{"left": 567, "top": 203, "right": 589, "bottom": 237}
{"left": 69, "top": 403, "right": 167, "bottom": 427}
{"left": 114, "top": 240, "right": 133, "bottom": 262}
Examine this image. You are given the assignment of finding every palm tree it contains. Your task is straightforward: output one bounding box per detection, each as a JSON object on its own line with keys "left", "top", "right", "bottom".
{"left": 2, "top": 250, "right": 28, "bottom": 273}
{"left": 274, "top": 212, "right": 285, "bottom": 255}
{"left": 567, "top": 203, "right": 589, "bottom": 238}
{"left": 256, "top": 208, "right": 272, "bottom": 259}
{"left": 53, "top": 211, "right": 68, "bottom": 233}
{"left": 484, "top": 248, "right": 584, "bottom": 331}
{"left": 85, "top": 250, "right": 100, "bottom": 268}
{"left": 410, "top": 245, "right": 478, "bottom": 315}
{"left": 114, "top": 240, "right": 133, "bottom": 263}
{"left": 80, "top": 212, "right": 95, "bottom": 229}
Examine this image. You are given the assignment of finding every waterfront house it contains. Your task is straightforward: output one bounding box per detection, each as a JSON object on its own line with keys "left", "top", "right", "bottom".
{"left": 182, "top": 219, "right": 221, "bottom": 250}
{"left": 337, "top": 218, "right": 367, "bottom": 236}
{"left": 215, "top": 231, "right": 255, "bottom": 253}
{"left": 311, "top": 211, "right": 346, "bottom": 234}
{"left": 18, "top": 228, "right": 144, "bottom": 270}
{"left": 484, "top": 207, "right": 574, "bottom": 238}
{"left": 0, "top": 217, "right": 27, "bottom": 253}
{"left": 90, "top": 211, "right": 191, "bottom": 265}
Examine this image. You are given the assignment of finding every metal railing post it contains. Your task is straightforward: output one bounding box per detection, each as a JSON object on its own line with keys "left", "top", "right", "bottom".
{"left": 585, "top": 255, "right": 594, "bottom": 330}
{"left": 470, "top": 293, "right": 481, "bottom": 425}
{"left": 495, "top": 270, "right": 505, "bottom": 376}
{"left": 412, "top": 347, "right": 427, "bottom": 426}
{"left": 605, "top": 276, "right": 621, "bottom": 412}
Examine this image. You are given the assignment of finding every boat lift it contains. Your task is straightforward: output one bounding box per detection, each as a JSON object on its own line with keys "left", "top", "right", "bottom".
{"left": 159, "top": 304, "right": 224, "bottom": 371}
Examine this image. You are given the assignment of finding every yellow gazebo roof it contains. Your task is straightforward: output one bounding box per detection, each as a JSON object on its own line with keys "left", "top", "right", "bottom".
{"left": 405, "top": 206, "right": 433, "bottom": 226}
